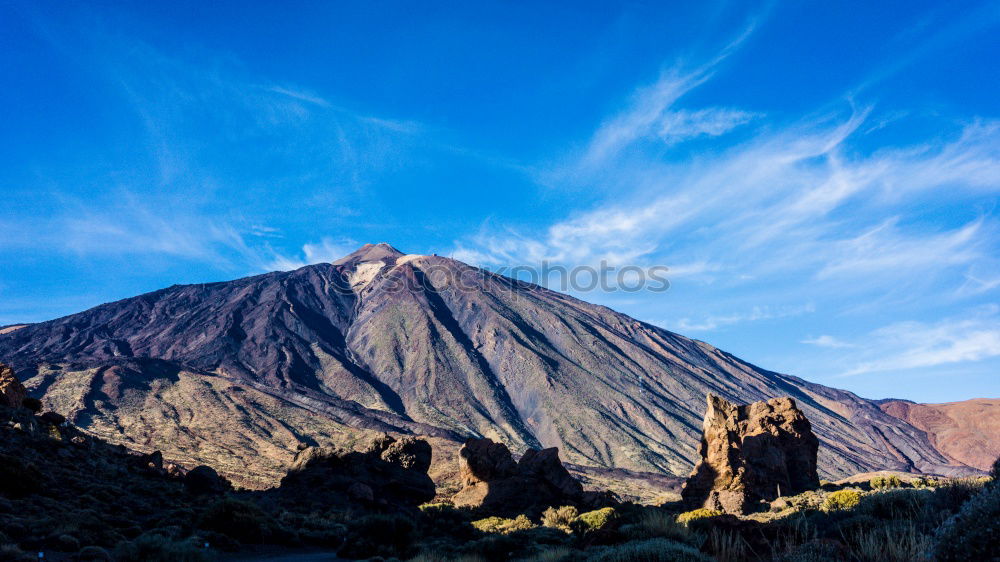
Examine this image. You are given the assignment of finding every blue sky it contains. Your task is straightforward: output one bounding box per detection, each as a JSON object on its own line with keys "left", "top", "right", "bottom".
{"left": 1, "top": 1, "right": 998, "bottom": 403}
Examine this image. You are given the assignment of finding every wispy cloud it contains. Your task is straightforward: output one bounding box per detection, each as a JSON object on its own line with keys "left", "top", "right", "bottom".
{"left": 265, "top": 237, "right": 357, "bottom": 271}
{"left": 802, "top": 335, "right": 855, "bottom": 349}
{"left": 673, "top": 303, "right": 815, "bottom": 332}
{"left": 450, "top": 15, "right": 1000, "bottom": 387}
{"left": 656, "top": 108, "right": 760, "bottom": 144}
{"left": 266, "top": 85, "right": 332, "bottom": 107}
{"left": 579, "top": 19, "right": 760, "bottom": 169}
{"left": 2, "top": 31, "right": 427, "bottom": 276}
{"left": 839, "top": 308, "right": 1000, "bottom": 376}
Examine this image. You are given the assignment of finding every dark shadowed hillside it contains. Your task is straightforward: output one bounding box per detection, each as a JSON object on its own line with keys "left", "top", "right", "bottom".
{"left": 0, "top": 244, "right": 979, "bottom": 484}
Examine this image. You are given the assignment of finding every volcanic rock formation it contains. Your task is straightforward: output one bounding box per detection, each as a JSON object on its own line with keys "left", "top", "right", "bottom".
{"left": 276, "top": 433, "right": 435, "bottom": 511}
{"left": 681, "top": 394, "right": 820, "bottom": 514}
{"left": 0, "top": 363, "right": 26, "bottom": 409}
{"left": 0, "top": 243, "right": 981, "bottom": 485}
{"left": 452, "top": 437, "right": 595, "bottom": 515}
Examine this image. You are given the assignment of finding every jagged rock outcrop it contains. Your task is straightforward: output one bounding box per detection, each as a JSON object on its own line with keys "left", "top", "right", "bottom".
{"left": 681, "top": 394, "right": 820, "bottom": 514}
{"left": 276, "top": 433, "right": 435, "bottom": 511}
{"left": 0, "top": 363, "right": 26, "bottom": 409}
{"left": 452, "top": 437, "right": 600, "bottom": 515}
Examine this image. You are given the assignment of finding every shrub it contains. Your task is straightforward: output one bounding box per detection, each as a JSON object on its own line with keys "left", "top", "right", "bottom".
{"left": 76, "top": 546, "right": 112, "bottom": 561}
{"left": 845, "top": 521, "right": 932, "bottom": 562}
{"left": 928, "top": 477, "right": 986, "bottom": 514}
{"left": 705, "top": 528, "right": 749, "bottom": 562}
{"left": 0, "top": 454, "right": 44, "bottom": 498}
{"left": 822, "top": 489, "right": 861, "bottom": 511}
{"left": 773, "top": 539, "right": 848, "bottom": 562}
{"left": 113, "top": 534, "right": 209, "bottom": 562}
{"left": 417, "top": 502, "right": 476, "bottom": 540}
{"left": 911, "top": 476, "right": 939, "bottom": 489}
{"left": 455, "top": 531, "right": 558, "bottom": 562}
{"left": 472, "top": 514, "right": 536, "bottom": 534}
{"left": 0, "top": 544, "right": 33, "bottom": 562}
{"left": 620, "top": 509, "right": 699, "bottom": 546}
{"left": 419, "top": 502, "right": 455, "bottom": 513}
{"left": 584, "top": 538, "right": 713, "bottom": 561}
{"left": 409, "top": 553, "right": 493, "bottom": 562}
{"left": 198, "top": 497, "right": 277, "bottom": 544}
{"left": 856, "top": 488, "right": 928, "bottom": 520}
{"left": 276, "top": 511, "right": 346, "bottom": 547}
{"left": 339, "top": 513, "right": 416, "bottom": 559}
{"left": 542, "top": 505, "right": 579, "bottom": 530}
{"left": 776, "top": 490, "right": 825, "bottom": 511}
{"left": 932, "top": 481, "right": 1000, "bottom": 561}
{"left": 990, "top": 455, "right": 1000, "bottom": 483}
{"left": 676, "top": 508, "right": 722, "bottom": 525}
{"left": 21, "top": 397, "right": 42, "bottom": 413}
{"left": 54, "top": 533, "right": 80, "bottom": 551}
{"left": 870, "top": 475, "right": 903, "bottom": 490}
{"left": 574, "top": 507, "right": 617, "bottom": 533}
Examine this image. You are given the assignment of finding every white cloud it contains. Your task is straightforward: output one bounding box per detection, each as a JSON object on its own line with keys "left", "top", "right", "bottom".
{"left": 674, "top": 304, "right": 815, "bottom": 332}
{"left": 816, "top": 218, "right": 985, "bottom": 280}
{"left": 656, "top": 108, "right": 760, "bottom": 144}
{"left": 840, "top": 311, "right": 1000, "bottom": 376}
{"left": 266, "top": 237, "right": 357, "bottom": 271}
{"left": 802, "top": 335, "right": 855, "bottom": 349}
{"left": 580, "top": 20, "right": 759, "bottom": 168}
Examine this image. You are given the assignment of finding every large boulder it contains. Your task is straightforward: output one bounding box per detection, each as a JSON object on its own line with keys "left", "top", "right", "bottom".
{"left": 277, "top": 433, "right": 435, "bottom": 511}
{"left": 452, "top": 438, "right": 594, "bottom": 516}
{"left": 185, "top": 465, "right": 231, "bottom": 494}
{"left": 681, "top": 394, "right": 820, "bottom": 514}
{"left": 0, "top": 363, "right": 27, "bottom": 410}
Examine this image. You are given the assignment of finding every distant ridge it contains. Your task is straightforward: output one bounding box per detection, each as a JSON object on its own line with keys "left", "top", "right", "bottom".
{"left": 879, "top": 398, "right": 1000, "bottom": 471}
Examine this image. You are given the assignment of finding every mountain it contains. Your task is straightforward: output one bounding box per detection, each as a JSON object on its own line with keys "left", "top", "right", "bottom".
{"left": 879, "top": 398, "right": 1000, "bottom": 471}
{"left": 0, "top": 243, "right": 980, "bottom": 486}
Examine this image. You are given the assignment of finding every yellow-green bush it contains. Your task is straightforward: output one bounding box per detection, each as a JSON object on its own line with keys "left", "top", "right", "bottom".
{"left": 573, "top": 507, "right": 617, "bottom": 533}
{"left": 870, "top": 475, "right": 903, "bottom": 490}
{"left": 541, "top": 505, "right": 579, "bottom": 530}
{"left": 822, "top": 489, "right": 861, "bottom": 511}
{"left": 418, "top": 502, "right": 454, "bottom": 513}
{"left": 471, "top": 514, "right": 535, "bottom": 534}
{"left": 676, "top": 508, "right": 723, "bottom": 525}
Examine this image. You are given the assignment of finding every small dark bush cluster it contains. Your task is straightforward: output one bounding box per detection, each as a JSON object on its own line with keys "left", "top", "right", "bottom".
{"left": 339, "top": 513, "right": 417, "bottom": 559}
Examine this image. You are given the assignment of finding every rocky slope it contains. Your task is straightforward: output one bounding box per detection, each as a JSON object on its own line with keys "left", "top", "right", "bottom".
{"left": 0, "top": 243, "right": 979, "bottom": 484}
{"left": 879, "top": 398, "right": 1000, "bottom": 471}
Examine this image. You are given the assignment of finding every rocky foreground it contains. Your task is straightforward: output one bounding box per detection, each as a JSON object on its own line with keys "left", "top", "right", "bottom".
{"left": 0, "top": 363, "right": 996, "bottom": 561}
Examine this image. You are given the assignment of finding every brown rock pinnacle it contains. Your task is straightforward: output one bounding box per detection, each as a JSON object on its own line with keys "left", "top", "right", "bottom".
{"left": 0, "top": 363, "right": 27, "bottom": 409}
{"left": 681, "top": 394, "right": 820, "bottom": 514}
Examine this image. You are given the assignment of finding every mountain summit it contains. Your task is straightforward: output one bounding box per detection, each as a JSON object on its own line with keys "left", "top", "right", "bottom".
{"left": 0, "top": 244, "right": 978, "bottom": 483}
